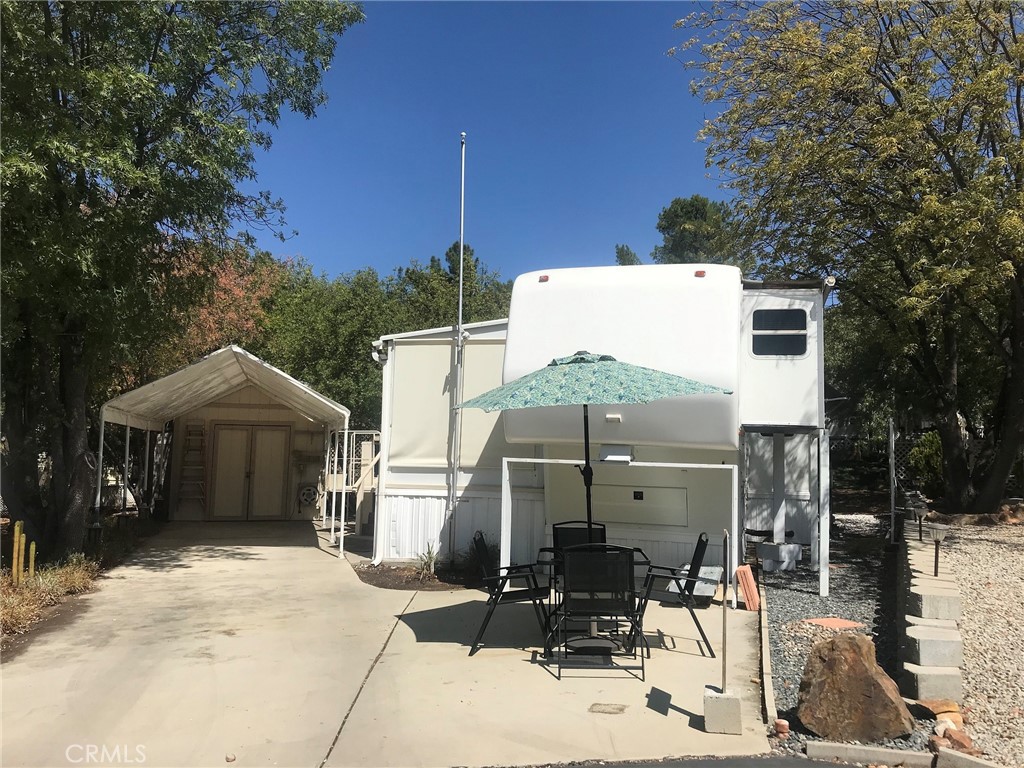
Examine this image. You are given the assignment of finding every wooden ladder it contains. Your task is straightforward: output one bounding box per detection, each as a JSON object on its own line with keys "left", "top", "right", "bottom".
{"left": 178, "top": 420, "right": 207, "bottom": 513}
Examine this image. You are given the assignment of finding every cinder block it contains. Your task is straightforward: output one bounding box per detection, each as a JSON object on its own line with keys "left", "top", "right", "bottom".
{"left": 908, "top": 585, "right": 962, "bottom": 621}
{"left": 757, "top": 542, "right": 802, "bottom": 572}
{"left": 901, "top": 624, "right": 963, "bottom": 667}
{"left": 902, "top": 662, "right": 963, "bottom": 702}
{"left": 703, "top": 688, "right": 742, "bottom": 735}
{"left": 906, "top": 613, "right": 959, "bottom": 631}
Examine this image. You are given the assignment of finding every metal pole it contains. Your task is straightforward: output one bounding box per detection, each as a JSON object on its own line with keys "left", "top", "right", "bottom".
{"left": 338, "top": 420, "right": 349, "bottom": 557}
{"left": 582, "top": 404, "right": 593, "bottom": 526}
{"left": 320, "top": 428, "right": 330, "bottom": 529}
{"left": 722, "top": 528, "right": 729, "bottom": 694}
{"left": 142, "top": 429, "right": 151, "bottom": 513}
{"left": 447, "top": 131, "right": 468, "bottom": 559}
{"left": 889, "top": 418, "right": 896, "bottom": 544}
{"left": 934, "top": 539, "right": 940, "bottom": 577}
{"left": 329, "top": 431, "right": 338, "bottom": 543}
{"left": 122, "top": 420, "right": 131, "bottom": 512}
{"left": 94, "top": 409, "right": 107, "bottom": 512}
{"left": 458, "top": 131, "right": 466, "bottom": 345}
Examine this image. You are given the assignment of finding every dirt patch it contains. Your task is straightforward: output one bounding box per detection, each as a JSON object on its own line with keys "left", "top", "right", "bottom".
{"left": 831, "top": 485, "right": 890, "bottom": 516}
{"left": 926, "top": 505, "right": 1024, "bottom": 526}
{"left": 351, "top": 562, "right": 473, "bottom": 591}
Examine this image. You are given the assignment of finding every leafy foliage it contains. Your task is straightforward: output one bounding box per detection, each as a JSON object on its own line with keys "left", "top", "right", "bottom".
{"left": 614, "top": 244, "right": 641, "bottom": 266}
{"left": 908, "top": 431, "right": 945, "bottom": 499}
{"left": 0, "top": 1, "right": 363, "bottom": 554}
{"left": 256, "top": 242, "right": 512, "bottom": 430}
{"left": 679, "top": 1, "right": 1024, "bottom": 513}
{"left": 651, "top": 194, "right": 752, "bottom": 273}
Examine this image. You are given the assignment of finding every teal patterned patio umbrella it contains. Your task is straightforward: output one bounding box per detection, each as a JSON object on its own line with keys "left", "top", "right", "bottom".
{"left": 459, "top": 351, "right": 732, "bottom": 526}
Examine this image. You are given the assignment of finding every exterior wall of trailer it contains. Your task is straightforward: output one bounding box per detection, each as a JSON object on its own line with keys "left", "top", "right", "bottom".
{"left": 373, "top": 265, "right": 827, "bottom": 571}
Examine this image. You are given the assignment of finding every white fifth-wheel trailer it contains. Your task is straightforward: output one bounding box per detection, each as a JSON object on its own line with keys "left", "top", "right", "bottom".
{"left": 370, "top": 263, "right": 831, "bottom": 595}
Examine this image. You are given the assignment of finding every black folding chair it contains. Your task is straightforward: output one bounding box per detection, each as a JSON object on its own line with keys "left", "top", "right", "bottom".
{"left": 636, "top": 532, "right": 722, "bottom": 658}
{"left": 538, "top": 520, "right": 606, "bottom": 587}
{"left": 469, "top": 531, "right": 549, "bottom": 656}
{"left": 551, "top": 543, "right": 646, "bottom": 680}
{"left": 536, "top": 521, "right": 608, "bottom": 653}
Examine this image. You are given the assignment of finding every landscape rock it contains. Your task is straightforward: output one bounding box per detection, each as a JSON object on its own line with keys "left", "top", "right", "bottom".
{"left": 797, "top": 633, "right": 915, "bottom": 742}
{"left": 937, "top": 713, "right": 964, "bottom": 729}
{"left": 945, "top": 728, "right": 976, "bottom": 753}
{"left": 919, "top": 698, "right": 961, "bottom": 718}
{"left": 929, "top": 736, "right": 952, "bottom": 753}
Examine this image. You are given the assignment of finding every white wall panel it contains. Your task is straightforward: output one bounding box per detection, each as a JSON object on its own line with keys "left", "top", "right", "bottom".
{"left": 376, "top": 492, "right": 545, "bottom": 565}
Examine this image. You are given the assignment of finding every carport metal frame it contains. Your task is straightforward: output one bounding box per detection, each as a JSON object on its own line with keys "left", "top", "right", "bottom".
{"left": 92, "top": 347, "right": 351, "bottom": 534}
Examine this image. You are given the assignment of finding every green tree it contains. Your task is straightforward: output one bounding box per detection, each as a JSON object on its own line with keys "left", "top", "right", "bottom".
{"left": 394, "top": 242, "right": 511, "bottom": 331}
{"left": 258, "top": 244, "right": 512, "bottom": 431}
{"left": 615, "top": 244, "right": 641, "bottom": 266}
{"left": 651, "top": 194, "right": 751, "bottom": 272}
{"left": 0, "top": 1, "right": 363, "bottom": 554}
{"left": 680, "top": 1, "right": 1024, "bottom": 513}
{"left": 258, "top": 262, "right": 395, "bottom": 430}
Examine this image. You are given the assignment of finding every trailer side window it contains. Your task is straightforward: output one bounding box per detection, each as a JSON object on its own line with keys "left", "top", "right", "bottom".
{"left": 752, "top": 309, "right": 807, "bottom": 356}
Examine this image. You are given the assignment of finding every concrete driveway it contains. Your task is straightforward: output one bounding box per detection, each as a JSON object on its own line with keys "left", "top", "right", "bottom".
{"left": 1, "top": 523, "right": 768, "bottom": 768}
{"left": 1, "top": 523, "right": 412, "bottom": 768}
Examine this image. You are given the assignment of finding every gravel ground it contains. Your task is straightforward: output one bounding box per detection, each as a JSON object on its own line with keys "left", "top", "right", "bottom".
{"left": 763, "top": 514, "right": 1024, "bottom": 767}
{"left": 943, "top": 523, "right": 1024, "bottom": 768}
{"left": 762, "top": 513, "right": 935, "bottom": 755}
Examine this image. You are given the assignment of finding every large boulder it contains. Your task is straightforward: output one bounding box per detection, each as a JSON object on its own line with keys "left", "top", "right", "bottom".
{"left": 797, "top": 633, "right": 914, "bottom": 742}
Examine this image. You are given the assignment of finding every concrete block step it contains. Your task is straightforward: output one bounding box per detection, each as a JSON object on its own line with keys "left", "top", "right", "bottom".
{"left": 908, "top": 584, "right": 962, "bottom": 621}
{"left": 901, "top": 662, "right": 963, "bottom": 702}
{"left": 906, "top": 613, "right": 959, "bottom": 630}
{"left": 900, "top": 624, "right": 963, "bottom": 667}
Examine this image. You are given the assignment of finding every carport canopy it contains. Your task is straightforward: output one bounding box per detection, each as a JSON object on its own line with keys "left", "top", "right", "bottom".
{"left": 101, "top": 345, "right": 350, "bottom": 431}
{"left": 95, "top": 346, "right": 351, "bottom": 537}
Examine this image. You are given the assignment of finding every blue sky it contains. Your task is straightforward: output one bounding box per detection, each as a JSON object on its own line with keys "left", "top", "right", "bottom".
{"left": 245, "top": 2, "right": 728, "bottom": 281}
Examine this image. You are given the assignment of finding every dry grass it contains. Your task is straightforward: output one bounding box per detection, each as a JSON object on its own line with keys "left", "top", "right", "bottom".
{"left": 1, "top": 554, "right": 100, "bottom": 636}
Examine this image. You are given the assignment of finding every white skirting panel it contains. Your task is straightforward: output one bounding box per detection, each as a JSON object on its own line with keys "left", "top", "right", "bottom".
{"left": 744, "top": 495, "right": 814, "bottom": 543}
{"left": 600, "top": 525, "right": 725, "bottom": 568}
{"left": 376, "top": 492, "right": 546, "bottom": 564}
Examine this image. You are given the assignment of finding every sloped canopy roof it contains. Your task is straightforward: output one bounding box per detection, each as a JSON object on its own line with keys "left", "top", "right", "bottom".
{"left": 102, "top": 346, "right": 349, "bottom": 432}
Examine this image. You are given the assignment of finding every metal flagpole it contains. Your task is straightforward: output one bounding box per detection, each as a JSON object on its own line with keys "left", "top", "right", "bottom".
{"left": 448, "top": 131, "right": 467, "bottom": 559}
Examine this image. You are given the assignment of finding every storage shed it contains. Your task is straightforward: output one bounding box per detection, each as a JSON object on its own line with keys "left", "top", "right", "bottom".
{"left": 96, "top": 346, "right": 350, "bottom": 524}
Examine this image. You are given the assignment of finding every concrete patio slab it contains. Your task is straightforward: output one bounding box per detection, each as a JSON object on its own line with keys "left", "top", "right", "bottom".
{"left": 327, "top": 587, "right": 768, "bottom": 767}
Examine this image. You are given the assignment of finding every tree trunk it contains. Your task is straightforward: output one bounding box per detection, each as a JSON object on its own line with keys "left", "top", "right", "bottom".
{"left": 966, "top": 286, "right": 1024, "bottom": 515}
{"left": 58, "top": 450, "right": 96, "bottom": 556}
{"left": 55, "top": 322, "right": 93, "bottom": 556}
{"left": 0, "top": 307, "right": 47, "bottom": 547}
{"left": 936, "top": 411, "right": 975, "bottom": 512}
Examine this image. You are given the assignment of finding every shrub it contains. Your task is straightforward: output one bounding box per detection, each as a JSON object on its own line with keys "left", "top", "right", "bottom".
{"left": 908, "top": 431, "right": 944, "bottom": 498}
{"left": 416, "top": 542, "right": 438, "bottom": 582}
{"left": 455, "top": 533, "right": 498, "bottom": 582}
{"left": 1, "top": 555, "right": 100, "bottom": 636}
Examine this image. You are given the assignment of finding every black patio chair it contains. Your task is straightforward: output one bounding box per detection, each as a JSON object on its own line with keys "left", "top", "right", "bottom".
{"left": 551, "top": 543, "right": 646, "bottom": 680}
{"left": 469, "top": 531, "right": 550, "bottom": 656}
{"left": 636, "top": 532, "right": 722, "bottom": 658}
{"left": 537, "top": 520, "right": 606, "bottom": 587}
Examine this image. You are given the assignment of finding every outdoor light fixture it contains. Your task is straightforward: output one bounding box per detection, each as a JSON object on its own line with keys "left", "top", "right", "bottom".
{"left": 925, "top": 523, "right": 950, "bottom": 577}
{"left": 599, "top": 444, "right": 634, "bottom": 463}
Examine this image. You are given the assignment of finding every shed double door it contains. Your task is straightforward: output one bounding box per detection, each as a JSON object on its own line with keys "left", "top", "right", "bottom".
{"left": 210, "top": 425, "right": 290, "bottom": 520}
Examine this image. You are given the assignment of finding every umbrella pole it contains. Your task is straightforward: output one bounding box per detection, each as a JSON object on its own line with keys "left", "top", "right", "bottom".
{"left": 582, "top": 404, "right": 594, "bottom": 529}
